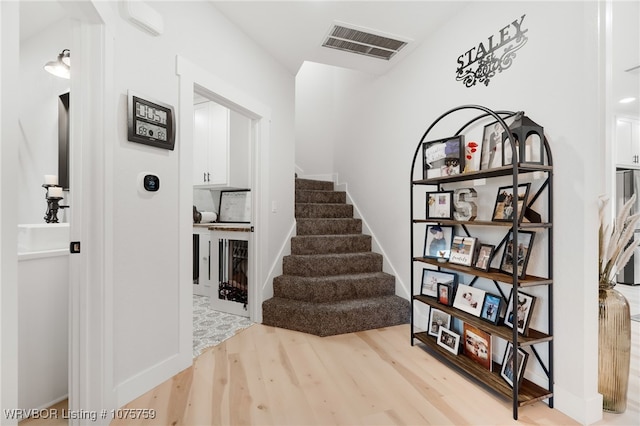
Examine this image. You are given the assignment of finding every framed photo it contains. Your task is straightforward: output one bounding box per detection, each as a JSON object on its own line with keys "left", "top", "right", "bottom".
{"left": 499, "top": 230, "right": 536, "bottom": 279}
{"left": 463, "top": 323, "right": 492, "bottom": 371}
{"left": 428, "top": 308, "right": 452, "bottom": 337}
{"left": 437, "top": 327, "right": 461, "bottom": 355}
{"left": 448, "top": 235, "right": 477, "bottom": 266}
{"left": 480, "top": 115, "right": 516, "bottom": 170}
{"left": 421, "top": 269, "right": 458, "bottom": 298}
{"left": 437, "top": 282, "right": 455, "bottom": 306}
{"left": 452, "top": 283, "right": 485, "bottom": 317}
{"left": 463, "top": 139, "right": 482, "bottom": 173}
{"left": 480, "top": 293, "right": 503, "bottom": 325}
{"left": 423, "top": 225, "right": 453, "bottom": 260}
{"left": 504, "top": 290, "right": 537, "bottom": 335}
{"left": 426, "top": 191, "right": 454, "bottom": 220}
{"left": 473, "top": 244, "right": 495, "bottom": 272}
{"left": 491, "top": 183, "right": 530, "bottom": 222}
{"left": 422, "top": 135, "right": 465, "bottom": 179}
{"left": 500, "top": 342, "right": 529, "bottom": 388}
{"left": 218, "top": 190, "right": 251, "bottom": 223}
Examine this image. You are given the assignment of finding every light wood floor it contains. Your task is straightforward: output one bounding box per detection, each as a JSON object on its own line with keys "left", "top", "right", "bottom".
{"left": 112, "top": 323, "right": 585, "bottom": 426}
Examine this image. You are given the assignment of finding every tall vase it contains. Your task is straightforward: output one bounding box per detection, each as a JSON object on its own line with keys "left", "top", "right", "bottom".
{"left": 598, "top": 281, "right": 631, "bottom": 413}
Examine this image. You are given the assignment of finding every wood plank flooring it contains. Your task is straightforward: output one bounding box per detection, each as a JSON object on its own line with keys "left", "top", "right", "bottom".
{"left": 111, "top": 324, "right": 584, "bottom": 426}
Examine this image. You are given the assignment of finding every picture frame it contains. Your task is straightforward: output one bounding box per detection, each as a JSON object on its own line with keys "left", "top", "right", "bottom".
{"left": 500, "top": 342, "right": 529, "bottom": 388}
{"left": 437, "top": 282, "right": 455, "bottom": 306}
{"left": 504, "top": 290, "right": 537, "bottom": 335}
{"left": 463, "top": 139, "right": 482, "bottom": 173}
{"left": 473, "top": 243, "right": 495, "bottom": 272}
{"left": 422, "top": 135, "right": 465, "bottom": 179}
{"left": 463, "top": 323, "right": 492, "bottom": 371}
{"left": 426, "top": 191, "right": 454, "bottom": 220}
{"left": 423, "top": 225, "right": 453, "bottom": 260}
{"left": 448, "top": 235, "right": 477, "bottom": 266}
{"left": 499, "top": 230, "right": 536, "bottom": 279}
{"left": 452, "top": 283, "right": 485, "bottom": 317}
{"left": 428, "top": 308, "right": 452, "bottom": 337}
{"left": 421, "top": 269, "right": 458, "bottom": 298}
{"left": 491, "top": 183, "right": 530, "bottom": 222}
{"left": 218, "top": 189, "right": 252, "bottom": 223}
{"left": 480, "top": 115, "right": 516, "bottom": 170}
{"left": 480, "top": 293, "right": 503, "bottom": 325}
{"left": 437, "top": 327, "right": 461, "bottom": 355}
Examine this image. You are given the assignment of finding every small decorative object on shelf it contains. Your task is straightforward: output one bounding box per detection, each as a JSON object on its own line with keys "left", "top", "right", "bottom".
{"left": 423, "top": 225, "right": 453, "bottom": 260}
{"left": 453, "top": 188, "right": 478, "bottom": 221}
{"left": 491, "top": 184, "right": 531, "bottom": 222}
{"left": 503, "top": 290, "right": 536, "bottom": 336}
{"left": 422, "top": 135, "right": 464, "bottom": 179}
{"left": 426, "top": 190, "right": 454, "bottom": 219}
{"left": 501, "top": 112, "right": 545, "bottom": 165}
{"left": 500, "top": 342, "right": 529, "bottom": 388}
{"left": 597, "top": 194, "right": 635, "bottom": 413}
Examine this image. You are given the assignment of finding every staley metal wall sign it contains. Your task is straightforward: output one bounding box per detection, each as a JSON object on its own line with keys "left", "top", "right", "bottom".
{"left": 456, "top": 14, "right": 528, "bottom": 88}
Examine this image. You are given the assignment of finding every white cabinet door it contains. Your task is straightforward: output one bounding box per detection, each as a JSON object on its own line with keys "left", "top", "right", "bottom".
{"left": 193, "top": 102, "right": 213, "bottom": 185}
{"left": 616, "top": 116, "right": 640, "bottom": 168}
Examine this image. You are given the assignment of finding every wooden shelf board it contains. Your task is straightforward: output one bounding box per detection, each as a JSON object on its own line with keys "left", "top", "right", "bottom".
{"left": 413, "top": 164, "right": 553, "bottom": 185}
{"left": 413, "top": 295, "right": 552, "bottom": 346}
{"left": 412, "top": 257, "right": 553, "bottom": 287}
{"left": 413, "top": 219, "right": 552, "bottom": 229}
{"left": 412, "top": 331, "right": 553, "bottom": 407}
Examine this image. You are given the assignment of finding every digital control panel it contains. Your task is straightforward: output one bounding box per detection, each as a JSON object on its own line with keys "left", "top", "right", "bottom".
{"left": 127, "top": 90, "right": 175, "bottom": 150}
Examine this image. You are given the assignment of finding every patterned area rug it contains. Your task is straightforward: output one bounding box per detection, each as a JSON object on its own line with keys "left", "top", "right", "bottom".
{"left": 193, "top": 294, "right": 253, "bottom": 358}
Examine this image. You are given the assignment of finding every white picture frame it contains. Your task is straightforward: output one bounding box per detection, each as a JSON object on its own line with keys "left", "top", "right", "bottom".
{"left": 452, "top": 283, "right": 486, "bottom": 317}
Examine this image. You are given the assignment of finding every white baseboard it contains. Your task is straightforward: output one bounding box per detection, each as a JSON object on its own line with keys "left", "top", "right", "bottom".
{"left": 553, "top": 385, "right": 603, "bottom": 425}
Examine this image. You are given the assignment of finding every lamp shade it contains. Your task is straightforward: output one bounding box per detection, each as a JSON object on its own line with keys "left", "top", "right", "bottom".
{"left": 44, "top": 49, "right": 70, "bottom": 79}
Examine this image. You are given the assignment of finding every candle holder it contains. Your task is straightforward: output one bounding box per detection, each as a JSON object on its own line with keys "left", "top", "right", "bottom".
{"left": 43, "top": 184, "right": 66, "bottom": 223}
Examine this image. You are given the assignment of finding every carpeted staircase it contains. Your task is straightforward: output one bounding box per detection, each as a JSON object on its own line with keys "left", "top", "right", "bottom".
{"left": 262, "top": 178, "right": 410, "bottom": 337}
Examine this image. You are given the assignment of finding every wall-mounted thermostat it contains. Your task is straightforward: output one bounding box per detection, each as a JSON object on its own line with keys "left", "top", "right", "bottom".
{"left": 137, "top": 172, "right": 160, "bottom": 195}
{"left": 127, "top": 90, "right": 175, "bottom": 150}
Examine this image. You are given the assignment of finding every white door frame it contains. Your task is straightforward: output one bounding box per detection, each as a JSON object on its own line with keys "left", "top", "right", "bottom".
{"left": 176, "top": 55, "right": 270, "bottom": 331}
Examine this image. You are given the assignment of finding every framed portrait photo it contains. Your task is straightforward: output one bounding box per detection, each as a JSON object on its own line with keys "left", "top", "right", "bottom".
{"left": 448, "top": 235, "right": 477, "bottom": 266}
{"left": 437, "top": 282, "right": 455, "bottom": 306}
{"left": 463, "top": 323, "right": 492, "bottom": 371}
{"left": 504, "top": 290, "right": 537, "bottom": 335}
{"left": 423, "top": 225, "right": 453, "bottom": 260}
{"left": 480, "top": 293, "right": 503, "bottom": 325}
{"left": 473, "top": 243, "right": 495, "bottom": 272}
{"left": 499, "top": 230, "right": 536, "bottom": 279}
{"left": 422, "top": 135, "right": 465, "bottom": 179}
{"left": 480, "top": 115, "right": 516, "bottom": 170}
{"left": 426, "top": 191, "right": 454, "bottom": 220}
{"left": 500, "top": 342, "right": 529, "bottom": 388}
{"left": 437, "top": 327, "right": 461, "bottom": 355}
{"left": 491, "top": 183, "right": 530, "bottom": 222}
{"left": 421, "top": 269, "right": 458, "bottom": 298}
{"left": 452, "top": 283, "right": 485, "bottom": 317}
{"left": 428, "top": 308, "right": 452, "bottom": 337}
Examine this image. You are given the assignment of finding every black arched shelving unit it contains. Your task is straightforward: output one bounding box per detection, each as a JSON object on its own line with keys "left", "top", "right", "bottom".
{"left": 409, "top": 105, "right": 554, "bottom": 420}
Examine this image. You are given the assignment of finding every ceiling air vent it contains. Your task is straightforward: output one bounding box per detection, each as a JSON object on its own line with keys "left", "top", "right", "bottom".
{"left": 322, "top": 24, "right": 408, "bottom": 61}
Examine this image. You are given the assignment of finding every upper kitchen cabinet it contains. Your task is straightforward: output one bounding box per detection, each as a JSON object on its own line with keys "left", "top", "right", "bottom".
{"left": 616, "top": 116, "right": 640, "bottom": 169}
{"left": 193, "top": 100, "right": 250, "bottom": 189}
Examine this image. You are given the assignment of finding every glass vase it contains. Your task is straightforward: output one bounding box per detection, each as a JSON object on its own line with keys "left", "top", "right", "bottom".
{"left": 598, "top": 281, "right": 631, "bottom": 413}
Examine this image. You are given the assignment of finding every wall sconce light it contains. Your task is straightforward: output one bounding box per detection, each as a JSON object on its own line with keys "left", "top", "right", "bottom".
{"left": 44, "top": 49, "right": 71, "bottom": 79}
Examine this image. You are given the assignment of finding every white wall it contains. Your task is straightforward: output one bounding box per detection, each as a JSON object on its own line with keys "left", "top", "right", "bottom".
{"left": 296, "top": 1, "right": 604, "bottom": 424}
{"left": 18, "top": 19, "right": 71, "bottom": 225}
{"left": 90, "top": 0, "right": 295, "bottom": 406}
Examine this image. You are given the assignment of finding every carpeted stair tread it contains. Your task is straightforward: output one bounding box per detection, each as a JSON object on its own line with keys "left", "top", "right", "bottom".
{"left": 273, "top": 272, "right": 395, "bottom": 303}
{"left": 295, "top": 203, "right": 354, "bottom": 218}
{"left": 262, "top": 295, "right": 410, "bottom": 337}
{"left": 291, "top": 234, "right": 371, "bottom": 255}
{"left": 295, "top": 178, "right": 334, "bottom": 191}
{"left": 283, "top": 252, "right": 382, "bottom": 276}
{"left": 296, "top": 190, "right": 346, "bottom": 204}
{"left": 296, "top": 218, "right": 362, "bottom": 235}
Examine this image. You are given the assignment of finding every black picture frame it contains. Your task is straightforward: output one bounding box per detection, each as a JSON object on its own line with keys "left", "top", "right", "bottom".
{"left": 428, "top": 308, "right": 452, "bottom": 337}
{"left": 499, "top": 230, "right": 535, "bottom": 279}
{"left": 437, "top": 282, "right": 455, "bottom": 306}
{"left": 421, "top": 269, "right": 458, "bottom": 298}
{"left": 423, "top": 225, "right": 453, "bottom": 260}
{"left": 504, "top": 289, "right": 537, "bottom": 335}
{"left": 491, "top": 183, "right": 531, "bottom": 222}
{"left": 480, "top": 293, "right": 503, "bottom": 325}
{"left": 480, "top": 116, "right": 516, "bottom": 170}
{"left": 473, "top": 243, "right": 495, "bottom": 272}
{"left": 426, "top": 191, "right": 454, "bottom": 220}
{"left": 218, "top": 189, "right": 252, "bottom": 223}
{"left": 500, "top": 342, "right": 529, "bottom": 388}
{"left": 422, "top": 135, "right": 465, "bottom": 179}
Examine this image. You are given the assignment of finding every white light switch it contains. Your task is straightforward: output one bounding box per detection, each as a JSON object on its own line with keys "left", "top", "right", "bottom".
{"left": 271, "top": 201, "right": 277, "bottom": 213}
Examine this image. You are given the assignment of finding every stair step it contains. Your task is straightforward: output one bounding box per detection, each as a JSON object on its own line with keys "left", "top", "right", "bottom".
{"left": 262, "top": 295, "right": 410, "bottom": 337}
{"left": 295, "top": 178, "right": 334, "bottom": 191}
{"left": 273, "top": 272, "right": 395, "bottom": 303}
{"left": 283, "top": 252, "right": 382, "bottom": 276}
{"left": 291, "top": 234, "right": 371, "bottom": 255}
{"left": 296, "top": 218, "right": 362, "bottom": 235}
{"left": 295, "top": 203, "right": 353, "bottom": 219}
{"left": 296, "top": 189, "right": 346, "bottom": 204}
